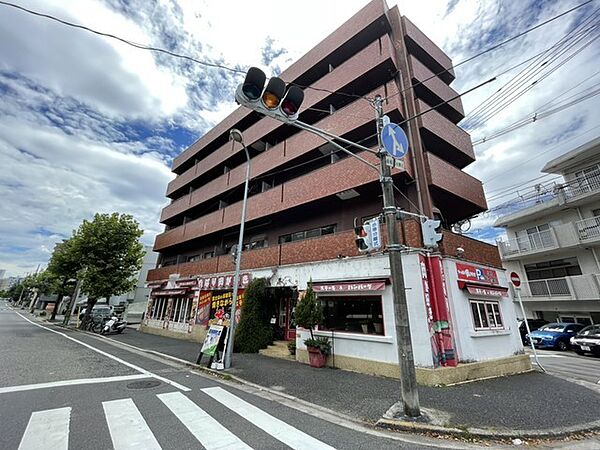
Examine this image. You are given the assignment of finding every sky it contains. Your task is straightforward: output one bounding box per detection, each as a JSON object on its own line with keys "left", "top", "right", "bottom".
{"left": 0, "top": 0, "right": 598, "bottom": 277}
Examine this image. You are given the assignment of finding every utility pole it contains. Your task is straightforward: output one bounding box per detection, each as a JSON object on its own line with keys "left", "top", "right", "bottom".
{"left": 62, "top": 278, "right": 82, "bottom": 326}
{"left": 374, "top": 95, "right": 420, "bottom": 418}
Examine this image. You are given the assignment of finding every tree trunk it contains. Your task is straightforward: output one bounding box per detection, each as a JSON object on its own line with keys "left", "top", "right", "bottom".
{"left": 50, "top": 293, "right": 64, "bottom": 321}
{"left": 79, "top": 298, "right": 97, "bottom": 329}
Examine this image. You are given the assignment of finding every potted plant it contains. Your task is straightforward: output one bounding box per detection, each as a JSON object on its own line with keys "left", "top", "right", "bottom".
{"left": 295, "top": 280, "right": 330, "bottom": 368}
{"left": 360, "top": 321, "right": 370, "bottom": 334}
{"left": 287, "top": 340, "right": 296, "bottom": 356}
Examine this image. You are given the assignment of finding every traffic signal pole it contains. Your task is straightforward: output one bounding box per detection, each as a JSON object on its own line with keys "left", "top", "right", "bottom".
{"left": 374, "top": 95, "right": 420, "bottom": 418}
{"left": 234, "top": 68, "right": 420, "bottom": 417}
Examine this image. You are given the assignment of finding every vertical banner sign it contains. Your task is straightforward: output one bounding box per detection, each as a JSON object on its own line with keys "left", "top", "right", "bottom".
{"left": 195, "top": 291, "right": 212, "bottom": 326}
{"left": 419, "top": 254, "right": 457, "bottom": 367}
{"left": 367, "top": 217, "right": 382, "bottom": 250}
{"left": 418, "top": 254, "right": 438, "bottom": 367}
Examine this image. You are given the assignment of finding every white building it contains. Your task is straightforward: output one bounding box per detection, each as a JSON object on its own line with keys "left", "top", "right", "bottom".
{"left": 495, "top": 137, "right": 600, "bottom": 325}
{"left": 109, "top": 246, "right": 159, "bottom": 322}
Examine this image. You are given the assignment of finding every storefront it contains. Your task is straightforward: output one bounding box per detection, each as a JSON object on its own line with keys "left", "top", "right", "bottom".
{"left": 142, "top": 252, "right": 530, "bottom": 384}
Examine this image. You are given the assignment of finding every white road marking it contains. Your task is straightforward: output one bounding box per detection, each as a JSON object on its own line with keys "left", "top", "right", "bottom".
{"left": 528, "top": 354, "right": 566, "bottom": 358}
{"left": 18, "top": 407, "right": 70, "bottom": 450}
{"left": 103, "top": 398, "right": 162, "bottom": 450}
{"left": 202, "top": 387, "right": 336, "bottom": 450}
{"left": 0, "top": 374, "right": 149, "bottom": 395}
{"left": 157, "top": 392, "right": 252, "bottom": 450}
{"left": 14, "top": 312, "right": 190, "bottom": 392}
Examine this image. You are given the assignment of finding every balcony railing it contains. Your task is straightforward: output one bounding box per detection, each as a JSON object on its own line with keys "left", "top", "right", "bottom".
{"left": 576, "top": 215, "right": 600, "bottom": 241}
{"left": 519, "top": 274, "right": 600, "bottom": 300}
{"left": 498, "top": 229, "right": 557, "bottom": 257}
{"left": 562, "top": 170, "right": 600, "bottom": 200}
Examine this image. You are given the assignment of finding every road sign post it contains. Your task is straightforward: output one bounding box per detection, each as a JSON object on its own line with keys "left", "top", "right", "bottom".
{"left": 510, "top": 272, "right": 544, "bottom": 372}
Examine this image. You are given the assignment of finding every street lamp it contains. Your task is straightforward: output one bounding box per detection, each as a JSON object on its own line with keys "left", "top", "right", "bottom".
{"left": 223, "top": 128, "right": 251, "bottom": 369}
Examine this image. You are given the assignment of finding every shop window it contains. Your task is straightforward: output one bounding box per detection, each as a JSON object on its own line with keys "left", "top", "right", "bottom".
{"left": 171, "top": 297, "right": 193, "bottom": 323}
{"left": 470, "top": 300, "right": 503, "bottom": 330}
{"left": 319, "top": 295, "right": 384, "bottom": 335}
{"left": 278, "top": 224, "right": 337, "bottom": 244}
{"left": 150, "top": 298, "right": 169, "bottom": 320}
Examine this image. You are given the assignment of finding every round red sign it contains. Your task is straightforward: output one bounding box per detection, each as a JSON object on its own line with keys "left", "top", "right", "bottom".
{"left": 510, "top": 272, "right": 521, "bottom": 287}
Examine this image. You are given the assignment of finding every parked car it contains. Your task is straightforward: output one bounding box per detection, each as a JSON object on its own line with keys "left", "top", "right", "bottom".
{"left": 570, "top": 324, "right": 600, "bottom": 356}
{"left": 518, "top": 319, "right": 549, "bottom": 344}
{"left": 78, "top": 305, "right": 113, "bottom": 321}
{"left": 525, "top": 322, "right": 586, "bottom": 350}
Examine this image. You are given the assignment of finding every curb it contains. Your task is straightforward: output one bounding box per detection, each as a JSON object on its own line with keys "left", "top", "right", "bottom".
{"left": 376, "top": 417, "right": 600, "bottom": 441}
{"left": 39, "top": 318, "right": 600, "bottom": 442}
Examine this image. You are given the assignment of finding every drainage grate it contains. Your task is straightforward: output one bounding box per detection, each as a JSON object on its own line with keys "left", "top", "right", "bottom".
{"left": 126, "top": 380, "right": 161, "bottom": 390}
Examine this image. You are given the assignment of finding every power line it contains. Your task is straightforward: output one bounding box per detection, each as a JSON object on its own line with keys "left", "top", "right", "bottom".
{"left": 383, "top": 0, "right": 595, "bottom": 102}
{"left": 483, "top": 123, "right": 600, "bottom": 184}
{"left": 472, "top": 81, "right": 600, "bottom": 145}
{"left": 463, "top": 12, "right": 600, "bottom": 130}
{"left": 0, "top": 0, "right": 372, "bottom": 102}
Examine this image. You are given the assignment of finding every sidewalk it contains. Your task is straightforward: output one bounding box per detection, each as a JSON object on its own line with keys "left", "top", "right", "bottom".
{"left": 53, "top": 320, "right": 600, "bottom": 439}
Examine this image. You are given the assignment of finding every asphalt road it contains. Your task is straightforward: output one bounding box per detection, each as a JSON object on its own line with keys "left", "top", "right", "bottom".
{"left": 0, "top": 302, "right": 475, "bottom": 450}
{"left": 526, "top": 347, "right": 600, "bottom": 384}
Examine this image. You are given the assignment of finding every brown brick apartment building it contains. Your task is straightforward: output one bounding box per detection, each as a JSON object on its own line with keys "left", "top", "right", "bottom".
{"left": 143, "top": 0, "right": 529, "bottom": 383}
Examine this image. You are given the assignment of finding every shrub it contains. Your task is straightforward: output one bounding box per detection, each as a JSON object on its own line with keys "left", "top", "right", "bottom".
{"left": 294, "top": 280, "right": 324, "bottom": 339}
{"left": 304, "top": 337, "right": 331, "bottom": 355}
{"left": 234, "top": 278, "right": 274, "bottom": 353}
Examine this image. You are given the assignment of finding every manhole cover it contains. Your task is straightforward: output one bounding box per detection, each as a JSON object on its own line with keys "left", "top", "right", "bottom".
{"left": 126, "top": 380, "right": 161, "bottom": 390}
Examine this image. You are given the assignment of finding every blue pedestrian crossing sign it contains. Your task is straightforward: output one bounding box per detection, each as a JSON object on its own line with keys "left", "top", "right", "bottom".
{"left": 381, "top": 123, "right": 409, "bottom": 158}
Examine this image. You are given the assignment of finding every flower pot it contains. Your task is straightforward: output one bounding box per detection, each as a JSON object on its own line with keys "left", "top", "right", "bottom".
{"left": 373, "top": 323, "right": 383, "bottom": 334}
{"left": 307, "top": 346, "right": 327, "bottom": 368}
{"left": 361, "top": 323, "right": 369, "bottom": 334}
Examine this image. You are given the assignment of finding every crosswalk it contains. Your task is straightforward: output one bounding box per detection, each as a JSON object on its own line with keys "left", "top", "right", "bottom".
{"left": 17, "top": 387, "right": 336, "bottom": 450}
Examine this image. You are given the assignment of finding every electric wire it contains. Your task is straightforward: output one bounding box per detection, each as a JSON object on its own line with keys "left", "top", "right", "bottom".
{"left": 382, "top": 0, "right": 595, "bottom": 102}
{"left": 463, "top": 10, "right": 600, "bottom": 129}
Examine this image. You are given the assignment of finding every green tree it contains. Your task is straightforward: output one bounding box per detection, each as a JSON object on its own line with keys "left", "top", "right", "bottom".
{"left": 46, "top": 238, "right": 82, "bottom": 320}
{"left": 294, "top": 280, "right": 324, "bottom": 339}
{"left": 234, "top": 278, "right": 274, "bottom": 353}
{"left": 75, "top": 213, "right": 144, "bottom": 328}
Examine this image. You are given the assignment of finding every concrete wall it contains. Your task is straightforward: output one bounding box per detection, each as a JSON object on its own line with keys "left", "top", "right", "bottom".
{"left": 443, "top": 258, "right": 523, "bottom": 363}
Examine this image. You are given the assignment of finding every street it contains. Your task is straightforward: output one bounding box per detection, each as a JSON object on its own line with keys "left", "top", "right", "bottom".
{"left": 526, "top": 348, "right": 600, "bottom": 385}
{"left": 0, "top": 302, "right": 469, "bottom": 450}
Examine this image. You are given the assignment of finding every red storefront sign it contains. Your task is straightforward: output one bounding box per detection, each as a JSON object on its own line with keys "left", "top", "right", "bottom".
{"left": 151, "top": 288, "right": 188, "bottom": 297}
{"left": 198, "top": 273, "right": 252, "bottom": 290}
{"left": 462, "top": 283, "right": 508, "bottom": 298}
{"left": 456, "top": 263, "right": 499, "bottom": 286}
{"left": 176, "top": 278, "right": 199, "bottom": 288}
{"left": 312, "top": 280, "right": 387, "bottom": 292}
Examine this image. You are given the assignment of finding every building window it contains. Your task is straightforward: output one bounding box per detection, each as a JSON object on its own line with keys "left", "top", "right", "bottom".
{"left": 171, "top": 297, "right": 193, "bottom": 323}
{"left": 187, "top": 255, "right": 200, "bottom": 262}
{"left": 470, "top": 300, "right": 503, "bottom": 330}
{"left": 161, "top": 258, "right": 177, "bottom": 267}
{"left": 150, "top": 297, "right": 169, "bottom": 320}
{"left": 319, "top": 295, "right": 384, "bottom": 335}
{"left": 243, "top": 238, "right": 267, "bottom": 251}
{"left": 278, "top": 224, "right": 337, "bottom": 244}
{"left": 203, "top": 251, "right": 215, "bottom": 259}
{"left": 524, "top": 257, "right": 582, "bottom": 280}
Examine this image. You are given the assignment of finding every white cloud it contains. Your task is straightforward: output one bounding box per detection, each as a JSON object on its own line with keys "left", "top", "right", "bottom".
{"left": 1, "top": 0, "right": 599, "bottom": 276}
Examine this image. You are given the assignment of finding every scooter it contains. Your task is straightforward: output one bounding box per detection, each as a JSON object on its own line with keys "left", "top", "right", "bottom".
{"left": 101, "top": 315, "right": 127, "bottom": 335}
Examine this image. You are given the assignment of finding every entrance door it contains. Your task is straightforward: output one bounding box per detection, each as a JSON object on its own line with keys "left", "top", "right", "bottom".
{"left": 282, "top": 296, "right": 296, "bottom": 341}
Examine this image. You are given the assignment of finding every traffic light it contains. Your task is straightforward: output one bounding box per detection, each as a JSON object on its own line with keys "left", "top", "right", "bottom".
{"left": 354, "top": 218, "right": 382, "bottom": 252}
{"left": 235, "top": 67, "right": 304, "bottom": 122}
{"left": 422, "top": 219, "right": 443, "bottom": 248}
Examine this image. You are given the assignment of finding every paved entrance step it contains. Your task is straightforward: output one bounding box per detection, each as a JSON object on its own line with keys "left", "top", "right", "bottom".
{"left": 259, "top": 340, "right": 295, "bottom": 361}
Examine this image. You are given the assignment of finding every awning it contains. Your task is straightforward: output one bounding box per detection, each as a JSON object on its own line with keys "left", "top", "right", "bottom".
{"left": 151, "top": 288, "right": 189, "bottom": 297}
{"left": 312, "top": 279, "right": 388, "bottom": 293}
{"left": 458, "top": 281, "right": 508, "bottom": 298}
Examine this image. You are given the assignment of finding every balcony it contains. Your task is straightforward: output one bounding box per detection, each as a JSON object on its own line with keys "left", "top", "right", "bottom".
{"left": 518, "top": 274, "right": 600, "bottom": 301}
{"left": 576, "top": 216, "right": 600, "bottom": 242}
{"left": 560, "top": 169, "right": 600, "bottom": 203}
{"left": 497, "top": 217, "right": 600, "bottom": 260}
